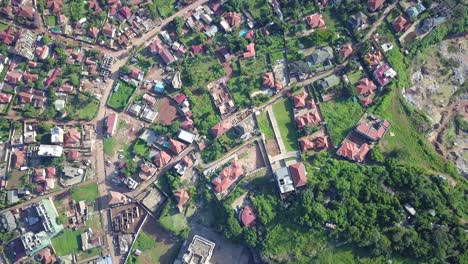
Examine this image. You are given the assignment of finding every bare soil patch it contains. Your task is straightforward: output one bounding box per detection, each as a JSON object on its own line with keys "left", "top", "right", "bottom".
{"left": 155, "top": 97, "right": 179, "bottom": 125}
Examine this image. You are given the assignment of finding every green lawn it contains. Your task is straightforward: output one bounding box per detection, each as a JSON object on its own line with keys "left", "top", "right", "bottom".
{"left": 103, "top": 138, "right": 116, "bottom": 156}
{"left": 348, "top": 70, "right": 363, "bottom": 85}
{"left": 0, "top": 22, "right": 8, "bottom": 32}
{"left": 77, "top": 95, "right": 100, "bottom": 120}
{"left": 181, "top": 54, "right": 226, "bottom": 90}
{"left": 272, "top": 99, "right": 298, "bottom": 151}
{"left": 71, "top": 182, "right": 99, "bottom": 203}
{"left": 51, "top": 229, "right": 82, "bottom": 256}
{"left": 320, "top": 98, "right": 364, "bottom": 144}
{"left": 257, "top": 111, "right": 275, "bottom": 140}
{"left": 107, "top": 81, "right": 136, "bottom": 111}
{"left": 46, "top": 15, "right": 57, "bottom": 27}
{"left": 153, "top": 0, "right": 176, "bottom": 17}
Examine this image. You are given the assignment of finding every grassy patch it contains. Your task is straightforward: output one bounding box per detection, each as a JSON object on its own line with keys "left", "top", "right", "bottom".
{"left": 159, "top": 202, "right": 189, "bottom": 236}
{"left": 71, "top": 182, "right": 99, "bottom": 203}
{"left": 46, "top": 15, "right": 57, "bottom": 27}
{"left": 320, "top": 98, "right": 364, "bottom": 144}
{"left": 132, "top": 138, "right": 151, "bottom": 158}
{"left": 51, "top": 229, "right": 82, "bottom": 256}
{"left": 107, "top": 81, "right": 136, "bottom": 111}
{"left": 348, "top": 70, "right": 363, "bottom": 85}
{"left": 257, "top": 111, "right": 275, "bottom": 140}
{"left": 272, "top": 99, "right": 298, "bottom": 151}
{"left": 153, "top": 0, "right": 177, "bottom": 18}
{"left": 66, "top": 93, "right": 100, "bottom": 120}
{"left": 181, "top": 54, "right": 226, "bottom": 89}
{"left": 103, "top": 138, "right": 116, "bottom": 156}
{"left": 0, "top": 22, "right": 8, "bottom": 32}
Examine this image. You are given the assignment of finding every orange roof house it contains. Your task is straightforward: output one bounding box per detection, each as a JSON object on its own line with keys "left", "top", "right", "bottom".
{"left": 212, "top": 161, "right": 244, "bottom": 193}
{"left": 289, "top": 162, "right": 307, "bottom": 188}
{"left": 292, "top": 90, "right": 309, "bottom": 108}
{"left": 355, "top": 120, "right": 391, "bottom": 141}
{"left": 46, "top": 167, "right": 56, "bottom": 178}
{"left": 263, "top": 72, "right": 275, "bottom": 88}
{"left": 337, "top": 141, "right": 371, "bottom": 162}
{"left": 361, "top": 97, "right": 373, "bottom": 107}
{"left": 240, "top": 205, "right": 256, "bottom": 227}
{"left": 12, "top": 150, "right": 25, "bottom": 169}
{"left": 340, "top": 44, "right": 353, "bottom": 59}
{"left": 211, "top": 121, "right": 232, "bottom": 137}
{"left": 18, "top": 6, "right": 35, "bottom": 20}
{"left": 368, "top": 0, "right": 385, "bottom": 12}
{"left": 0, "top": 27, "right": 16, "bottom": 45}
{"left": 174, "top": 189, "right": 190, "bottom": 212}
{"left": 154, "top": 150, "right": 172, "bottom": 167}
{"left": 88, "top": 27, "right": 100, "bottom": 38}
{"left": 23, "top": 72, "right": 39, "bottom": 82}
{"left": 64, "top": 129, "right": 81, "bottom": 147}
{"left": 356, "top": 78, "right": 377, "bottom": 96}
{"left": 299, "top": 136, "right": 329, "bottom": 152}
{"left": 224, "top": 12, "right": 242, "bottom": 27}
{"left": 243, "top": 43, "right": 256, "bottom": 59}
{"left": 47, "top": 0, "right": 63, "bottom": 14}
{"left": 295, "top": 110, "right": 322, "bottom": 128}
{"left": 393, "top": 16, "right": 410, "bottom": 33}
{"left": 306, "top": 13, "right": 326, "bottom": 29}
{"left": 365, "top": 51, "right": 383, "bottom": 66}
{"left": 181, "top": 156, "right": 193, "bottom": 167}
{"left": 0, "top": 92, "right": 12, "bottom": 104}
{"left": 169, "top": 139, "right": 186, "bottom": 155}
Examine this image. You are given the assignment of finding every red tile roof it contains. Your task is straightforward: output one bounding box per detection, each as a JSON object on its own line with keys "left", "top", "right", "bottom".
{"left": 169, "top": 139, "right": 186, "bottom": 155}
{"left": 23, "top": 72, "right": 39, "bottom": 82}
{"left": 212, "top": 161, "right": 244, "bottom": 193}
{"left": 263, "top": 72, "right": 275, "bottom": 88}
{"left": 361, "top": 97, "right": 373, "bottom": 107}
{"left": 6, "top": 71, "right": 21, "bottom": 84}
{"left": 173, "top": 93, "right": 187, "bottom": 105}
{"left": 35, "top": 168, "right": 46, "bottom": 182}
{"left": 289, "top": 162, "right": 307, "bottom": 187}
{"left": 102, "top": 24, "right": 115, "bottom": 37}
{"left": 47, "top": 0, "right": 62, "bottom": 14}
{"left": 365, "top": 51, "right": 382, "bottom": 66}
{"left": 300, "top": 136, "right": 329, "bottom": 151}
{"left": 88, "top": 0, "right": 103, "bottom": 13}
{"left": 88, "top": 27, "right": 100, "bottom": 38}
{"left": 0, "top": 92, "right": 12, "bottom": 104}
{"left": 306, "top": 13, "right": 326, "bottom": 29}
{"left": 191, "top": 44, "right": 204, "bottom": 55}
{"left": 292, "top": 90, "right": 309, "bottom": 108}
{"left": 44, "top": 67, "right": 62, "bottom": 87}
{"left": 340, "top": 44, "right": 353, "bottom": 59}
{"left": 296, "top": 109, "right": 322, "bottom": 128}
{"left": 12, "top": 150, "right": 25, "bottom": 169}
{"left": 337, "top": 141, "right": 371, "bottom": 162}
{"left": 211, "top": 121, "right": 232, "bottom": 137}
{"left": 224, "top": 12, "right": 241, "bottom": 27}
{"left": 18, "top": 6, "right": 35, "bottom": 19}
{"left": 181, "top": 156, "right": 193, "bottom": 167}
{"left": 119, "top": 6, "right": 132, "bottom": 19}
{"left": 355, "top": 120, "right": 391, "bottom": 141}
{"left": 393, "top": 16, "right": 409, "bottom": 33}
{"left": 106, "top": 113, "right": 118, "bottom": 136}
{"left": 356, "top": 78, "right": 377, "bottom": 96}
{"left": 64, "top": 129, "right": 81, "bottom": 146}
{"left": 174, "top": 189, "right": 190, "bottom": 212}
{"left": 0, "top": 27, "right": 16, "bottom": 45}
{"left": 244, "top": 30, "right": 255, "bottom": 39}
{"left": 154, "top": 151, "right": 172, "bottom": 167}
{"left": 67, "top": 150, "right": 79, "bottom": 161}
{"left": 243, "top": 43, "right": 256, "bottom": 59}
{"left": 241, "top": 205, "right": 256, "bottom": 227}
{"left": 46, "top": 167, "right": 56, "bottom": 178}
{"left": 368, "top": 0, "right": 385, "bottom": 12}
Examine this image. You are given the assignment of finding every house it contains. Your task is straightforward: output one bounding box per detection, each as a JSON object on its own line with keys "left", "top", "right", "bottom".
{"left": 35, "top": 168, "right": 46, "bottom": 182}
{"left": 348, "top": 12, "right": 368, "bottom": 31}
{"left": 139, "top": 162, "right": 156, "bottom": 180}
{"left": 109, "top": 191, "right": 127, "bottom": 207}
{"left": 243, "top": 43, "right": 256, "bottom": 59}
{"left": 288, "top": 61, "right": 311, "bottom": 80}
{"left": 57, "top": 83, "right": 74, "bottom": 93}
{"left": 128, "top": 103, "right": 143, "bottom": 116}
{"left": 262, "top": 72, "right": 275, "bottom": 88}
{"left": 140, "top": 107, "right": 158, "bottom": 123}
{"left": 244, "top": 30, "right": 255, "bottom": 39}
{"left": 105, "top": 113, "right": 118, "bottom": 137}
{"left": 204, "top": 25, "right": 218, "bottom": 38}
{"left": 306, "top": 13, "right": 326, "bottom": 29}
{"left": 6, "top": 71, "right": 22, "bottom": 84}
{"left": 240, "top": 205, "right": 256, "bottom": 227}
{"left": 191, "top": 44, "right": 204, "bottom": 55}
{"left": 340, "top": 44, "right": 353, "bottom": 59}
{"left": 102, "top": 24, "right": 116, "bottom": 38}
{"left": 0, "top": 27, "right": 16, "bottom": 45}
{"left": 50, "top": 126, "right": 64, "bottom": 144}
{"left": 46, "top": 167, "right": 56, "bottom": 178}
{"left": 88, "top": 27, "right": 100, "bottom": 38}
{"left": 318, "top": 75, "right": 340, "bottom": 89}
{"left": 393, "top": 16, "right": 410, "bottom": 33}
{"left": 224, "top": 12, "right": 241, "bottom": 27}
{"left": 178, "top": 236, "right": 215, "bottom": 264}
{"left": 178, "top": 130, "right": 196, "bottom": 144}
{"left": 38, "top": 145, "right": 63, "bottom": 157}
{"left": 373, "top": 63, "right": 396, "bottom": 87}
{"left": 0, "top": 92, "right": 12, "bottom": 104}
{"left": 173, "top": 93, "right": 187, "bottom": 105}
{"left": 119, "top": 6, "right": 132, "bottom": 20}
{"left": 18, "top": 5, "right": 35, "bottom": 20}
{"left": 275, "top": 167, "right": 295, "bottom": 194}
{"left": 211, "top": 121, "right": 232, "bottom": 137}
{"left": 296, "top": 109, "right": 322, "bottom": 128}
{"left": 308, "top": 46, "right": 333, "bottom": 66}
{"left": 289, "top": 162, "right": 307, "bottom": 188}
{"left": 406, "top": 2, "right": 426, "bottom": 20}
{"left": 154, "top": 150, "right": 172, "bottom": 168}
{"left": 0, "top": 211, "right": 17, "bottom": 232}
{"left": 23, "top": 72, "right": 39, "bottom": 83}
{"left": 212, "top": 161, "right": 244, "bottom": 193}
{"left": 153, "top": 81, "right": 166, "bottom": 93}
{"left": 64, "top": 129, "right": 81, "bottom": 147}
{"left": 130, "top": 68, "right": 143, "bottom": 81}
{"left": 174, "top": 189, "right": 190, "bottom": 212}
{"left": 47, "top": 0, "right": 63, "bottom": 14}
{"left": 364, "top": 51, "right": 382, "bottom": 66}
{"left": 169, "top": 139, "right": 186, "bottom": 155}
{"left": 44, "top": 67, "right": 62, "bottom": 87}
{"left": 13, "top": 30, "right": 35, "bottom": 60}
{"left": 66, "top": 150, "right": 79, "bottom": 161}
{"left": 299, "top": 136, "right": 329, "bottom": 152}
{"left": 336, "top": 141, "right": 371, "bottom": 162}
{"left": 292, "top": 91, "right": 309, "bottom": 108}
{"left": 368, "top": 0, "right": 385, "bottom": 12}
{"left": 356, "top": 78, "right": 377, "bottom": 96}
{"left": 355, "top": 119, "right": 391, "bottom": 141}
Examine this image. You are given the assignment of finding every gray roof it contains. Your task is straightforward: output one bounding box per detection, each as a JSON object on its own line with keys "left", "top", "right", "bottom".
{"left": 309, "top": 46, "right": 334, "bottom": 65}
{"left": 0, "top": 211, "right": 17, "bottom": 232}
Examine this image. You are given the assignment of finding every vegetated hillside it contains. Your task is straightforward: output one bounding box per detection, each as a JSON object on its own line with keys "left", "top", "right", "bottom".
{"left": 218, "top": 153, "right": 467, "bottom": 263}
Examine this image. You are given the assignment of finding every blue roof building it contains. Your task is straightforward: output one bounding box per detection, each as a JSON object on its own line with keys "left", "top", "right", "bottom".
{"left": 406, "top": 2, "right": 426, "bottom": 19}
{"left": 153, "top": 81, "right": 165, "bottom": 93}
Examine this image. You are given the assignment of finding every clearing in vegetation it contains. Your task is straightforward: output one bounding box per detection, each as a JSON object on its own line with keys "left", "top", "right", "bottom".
{"left": 70, "top": 182, "right": 99, "bottom": 203}
{"left": 272, "top": 99, "right": 298, "bottom": 151}
{"left": 257, "top": 111, "right": 275, "bottom": 140}
{"left": 107, "top": 81, "right": 136, "bottom": 111}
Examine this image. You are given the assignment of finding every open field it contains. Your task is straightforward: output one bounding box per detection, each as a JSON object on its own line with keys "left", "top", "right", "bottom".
{"left": 103, "top": 138, "right": 116, "bottom": 156}
{"left": 71, "top": 182, "right": 99, "bottom": 203}
{"left": 51, "top": 229, "right": 82, "bottom": 256}
{"left": 320, "top": 98, "right": 364, "bottom": 145}
{"left": 272, "top": 99, "right": 298, "bottom": 151}
{"left": 107, "top": 81, "right": 136, "bottom": 111}
{"left": 159, "top": 202, "right": 189, "bottom": 236}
